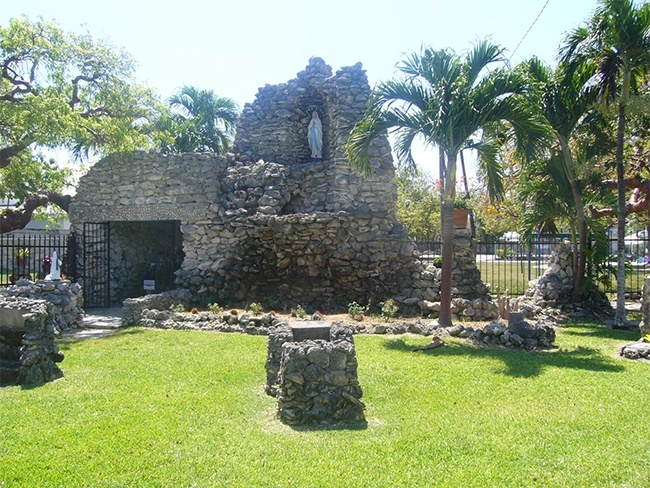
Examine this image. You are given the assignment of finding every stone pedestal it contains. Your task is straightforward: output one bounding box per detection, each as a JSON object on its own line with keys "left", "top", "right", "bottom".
{"left": 266, "top": 324, "right": 365, "bottom": 426}
{"left": 0, "top": 298, "right": 64, "bottom": 386}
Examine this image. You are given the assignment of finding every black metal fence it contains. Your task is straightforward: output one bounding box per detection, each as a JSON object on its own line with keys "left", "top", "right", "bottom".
{"left": 414, "top": 233, "right": 650, "bottom": 297}
{"left": 1, "top": 229, "right": 648, "bottom": 299}
{"left": 0, "top": 231, "right": 73, "bottom": 285}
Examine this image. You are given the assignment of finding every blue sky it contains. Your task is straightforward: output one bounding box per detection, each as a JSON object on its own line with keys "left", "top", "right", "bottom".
{"left": 3, "top": 0, "right": 601, "bottom": 176}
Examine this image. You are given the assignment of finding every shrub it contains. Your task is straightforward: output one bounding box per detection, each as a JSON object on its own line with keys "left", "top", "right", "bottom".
{"left": 432, "top": 256, "right": 443, "bottom": 268}
{"left": 296, "top": 305, "right": 307, "bottom": 319}
{"left": 169, "top": 303, "right": 185, "bottom": 313}
{"left": 248, "top": 302, "right": 263, "bottom": 316}
{"left": 348, "top": 301, "right": 368, "bottom": 319}
{"left": 495, "top": 248, "right": 513, "bottom": 260}
{"left": 381, "top": 299, "right": 399, "bottom": 321}
{"left": 207, "top": 303, "right": 224, "bottom": 314}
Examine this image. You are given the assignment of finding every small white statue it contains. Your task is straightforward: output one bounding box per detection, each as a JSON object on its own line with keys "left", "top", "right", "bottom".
{"left": 48, "top": 251, "right": 62, "bottom": 280}
{"left": 307, "top": 111, "right": 323, "bottom": 159}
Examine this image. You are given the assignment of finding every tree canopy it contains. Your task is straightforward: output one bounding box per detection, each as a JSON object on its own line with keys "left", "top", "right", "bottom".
{"left": 346, "top": 40, "right": 549, "bottom": 326}
{"left": 156, "top": 85, "right": 239, "bottom": 154}
{"left": 0, "top": 17, "right": 164, "bottom": 232}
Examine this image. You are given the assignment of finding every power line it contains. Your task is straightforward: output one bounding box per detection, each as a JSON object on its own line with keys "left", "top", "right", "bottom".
{"left": 509, "top": 0, "right": 551, "bottom": 62}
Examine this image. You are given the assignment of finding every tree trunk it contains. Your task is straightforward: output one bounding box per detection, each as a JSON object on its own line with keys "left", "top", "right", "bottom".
{"left": 614, "top": 72, "right": 631, "bottom": 327}
{"left": 0, "top": 191, "right": 71, "bottom": 234}
{"left": 558, "top": 136, "right": 587, "bottom": 301}
{"left": 439, "top": 198, "right": 455, "bottom": 327}
{"left": 459, "top": 150, "right": 476, "bottom": 237}
{"left": 438, "top": 150, "right": 457, "bottom": 327}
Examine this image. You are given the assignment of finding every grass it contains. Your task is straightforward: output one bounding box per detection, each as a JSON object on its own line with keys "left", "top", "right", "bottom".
{"left": 477, "top": 259, "right": 542, "bottom": 295}
{"left": 476, "top": 259, "right": 647, "bottom": 297}
{"left": 1, "top": 323, "right": 649, "bottom": 487}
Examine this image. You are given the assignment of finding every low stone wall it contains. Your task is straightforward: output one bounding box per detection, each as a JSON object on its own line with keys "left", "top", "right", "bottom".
{"left": 0, "top": 297, "right": 64, "bottom": 386}
{"left": 0, "top": 279, "right": 83, "bottom": 331}
{"left": 122, "top": 289, "right": 192, "bottom": 326}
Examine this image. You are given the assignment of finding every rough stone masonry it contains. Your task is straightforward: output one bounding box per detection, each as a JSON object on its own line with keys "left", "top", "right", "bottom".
{"left": 69, "top": 57, "right": 497, "bottom": 320}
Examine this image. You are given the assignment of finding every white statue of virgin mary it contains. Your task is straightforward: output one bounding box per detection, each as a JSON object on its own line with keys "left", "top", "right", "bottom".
{"left": 307, "top": 111, "right": 323, "bottom": 159}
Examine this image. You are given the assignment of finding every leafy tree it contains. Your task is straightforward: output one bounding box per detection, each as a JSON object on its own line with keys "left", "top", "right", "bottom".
{"left": 561, "top": 0, "right": 650, "bottom": 326}
{"left": 157, "top": 85, "right": 239, "bottom": 154}
{"left": 395, "top": 168, "right": 440, "bottom": 239}
{"left": 518, "top": 58, "right": 602, "bottom": 300}
{"left": 0, "top": 17, "right": 161, "bottom": 232}
{"left": 346, "top": 41, "right": 549, "bottom": 326}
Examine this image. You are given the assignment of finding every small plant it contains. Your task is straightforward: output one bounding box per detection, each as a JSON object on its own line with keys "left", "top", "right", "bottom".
{"left": 14, "top": 248, "right": 30, "bottom": 259}
{"left": 169, "top": 303, "right": 185, "bottom": 313}
{"left": 454, "top": 193, "right": 472, "bottom": 209}
{"left": 381, "top": 299, "right": 399, "bottom": 322}
{"left": 432, "top": 256, "right": 443, "bottom": 268}
{"left": 295, "top": 304, "right": 307, "bottom": 319}
{"left": 207, "top": 302, "right": 224, "bottom": 314}
{"left": 190, "top": 307, "right": 199, "bottom": 314}
{"left": 495, "top": 248, "right": 514, "bottom": 260}
{"left": 348, "top": 301, "right": 368, "bottom": 319}
{"left": 248, "top": 302, "right": 263, "bottom": 316}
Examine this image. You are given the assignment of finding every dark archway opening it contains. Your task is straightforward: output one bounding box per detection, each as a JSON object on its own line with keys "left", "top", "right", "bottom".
{"left": 110, "top": 220, "right": 184, "bottom": 303}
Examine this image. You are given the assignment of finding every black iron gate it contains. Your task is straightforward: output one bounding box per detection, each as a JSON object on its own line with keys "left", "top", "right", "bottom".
{"left": 80, "top": 222, "right": 110, "bottom": 308}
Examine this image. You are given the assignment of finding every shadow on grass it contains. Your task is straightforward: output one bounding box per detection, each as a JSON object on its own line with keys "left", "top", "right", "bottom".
{"left": 283, "top": 419, "right": 368, "bottom": 432}
{"left": 383, "top": 335, "right": 625, "bottom": 378}
{"left": 57, "top": 327, "right": 144, "bottom": 350}
{"left": 561, "top": 323, "right": 640, "bottom": 341}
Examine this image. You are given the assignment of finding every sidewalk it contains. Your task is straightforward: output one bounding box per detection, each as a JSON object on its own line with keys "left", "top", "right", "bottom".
{"left": 62, "top": 307, "right": 123, "bottom": 340}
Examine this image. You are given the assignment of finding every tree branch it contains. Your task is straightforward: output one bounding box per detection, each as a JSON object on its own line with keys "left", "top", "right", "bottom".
{"left": 0, "top": 142, "right": 31, "bottom": 169}
{"left": 0, "top": 191, "right": 71, "bottom": 234}
{"left": 69, "top": 73, "right": 100, "bottom": 108}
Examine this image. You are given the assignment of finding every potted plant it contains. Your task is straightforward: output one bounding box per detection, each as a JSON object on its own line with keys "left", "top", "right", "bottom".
{"left": 14, "top": 248, "right": 30, "bottom": 267}
{"left": 453, "top": 194, "right": 471, "bottom": 228}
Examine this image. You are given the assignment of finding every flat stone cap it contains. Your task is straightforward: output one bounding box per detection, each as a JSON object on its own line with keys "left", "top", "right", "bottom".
{"left": 0, "top": 308, "right": 28, "bottom": 330}
{"left": 290, "top": 321, "right": 332, "bottom": 341}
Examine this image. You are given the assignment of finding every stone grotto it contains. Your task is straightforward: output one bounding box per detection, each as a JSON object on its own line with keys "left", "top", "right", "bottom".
{"left": 69, "top": 57, "right": 497, "bottom": 320}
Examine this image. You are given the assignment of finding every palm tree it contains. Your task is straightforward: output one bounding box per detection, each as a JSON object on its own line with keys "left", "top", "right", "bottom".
{"left": 346, "top": 41, "right": 549, "bottom": 326}
{"left": 561, "top": 0, "right": 650, "bottom": 326}
{"left": 160, "top": 85, "right": 239, "bottom": 154}
{"left": 519, "top": 58, "right": 599, "bottom": 301}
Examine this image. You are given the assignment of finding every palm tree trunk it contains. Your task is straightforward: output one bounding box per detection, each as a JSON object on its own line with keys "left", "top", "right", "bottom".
{"left": 558, "top": 136, "right": 587, "bottom": 301}
{"left": 439, "top": 198, "right": 455, "bottom": 326}
{"left": 459, "top": 150, "right": 476, "bottom": 237}
{"left": 614, "top": 71, "right": 631, "bottom": 327}
{"left": 439, "top": 151, "right": 457, "bottom": 327}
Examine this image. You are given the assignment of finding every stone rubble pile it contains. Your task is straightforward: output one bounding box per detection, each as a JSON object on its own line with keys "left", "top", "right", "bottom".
{"left": 427, "top": 314, "right": 557, "bottom": 350}
{"left": 513, "top": 242, "right": 612, "bottom": 319}
{"left": 0, "top": 297, "right": 64, "bottom": 386}
{"left": 619, "top": 339, "right": 650, "bottom": 360}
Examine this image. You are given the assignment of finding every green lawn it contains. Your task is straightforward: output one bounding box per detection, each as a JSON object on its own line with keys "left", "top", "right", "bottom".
{"left": 477, "top": 259, "right": 649, "bottom": 296}
{"left": 477, "top": 259, "right": 542, "bottom": 295}
{"left": 1, "top": 323, "right": 649, "bottom": 487}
